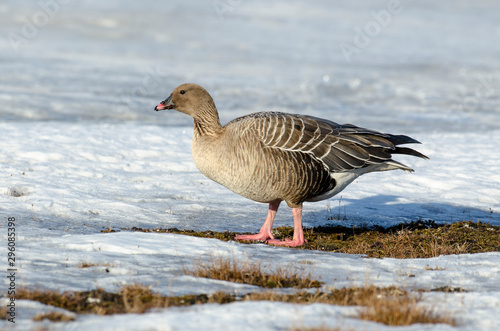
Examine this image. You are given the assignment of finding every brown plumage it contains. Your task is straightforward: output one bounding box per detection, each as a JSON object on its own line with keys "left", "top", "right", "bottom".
{"left": 155, "top": 83, "right": 428, "bottom": 247}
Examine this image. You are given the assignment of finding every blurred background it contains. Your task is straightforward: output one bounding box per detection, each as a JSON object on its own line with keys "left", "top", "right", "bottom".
{"left": 1, "top": 0, "right": 499, "bottom": 132}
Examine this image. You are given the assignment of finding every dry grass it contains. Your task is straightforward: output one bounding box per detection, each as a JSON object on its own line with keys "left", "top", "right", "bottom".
{"left": 293, "top": 220, "right": 498, "bottom": 258}
{"left": 16, "top": 285, "right": 455, "bottom": 326}
{"left": 127, "top": 220, "right": 500, "bottom": 258}
{"left": 17, "top": 285, "right": 165, "bottom": 315}
{"left": 184, "top": 256, "right": 322, "bottom": 288}
{"left": 425, "top": 265, "right": 446, "bottom": 271}
{"left": 78, "top": 261, "right": 114, "bottom": 268}
{"left": 331, "top": 229, "right": 471, "bottom": 258}
{"left": 431, "top": 286, "right": 466, "bottom": 293}
{"left": 15, "top": 285, "right": 236, "bottom": 316}
{"left": 293, "top": 327, "right": 346, "bottom": 331}
{"left": 357, "top": 290, "right": 455, "bottom": 326}
{"left": 245, "top": 286, "right": 455, "bottom": 326}
{"left": 244, "top": 286, "right": 399, "bottom": 306}
{"left": 33, "top": 312, "right": 76, "bottom": 322}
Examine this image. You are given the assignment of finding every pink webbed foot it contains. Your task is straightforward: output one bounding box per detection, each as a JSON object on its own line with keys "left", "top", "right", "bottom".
{"left": 266, "top": 206, "right": 306, "bottom": 247}
{"left": 267, "top": 238, "right": 308, "bottom": 247}
{"left": 235, "top": 201, "right": 280, "bottom": 243}
{"left": 235, "top": 231, "right": 273, "bottom": 242}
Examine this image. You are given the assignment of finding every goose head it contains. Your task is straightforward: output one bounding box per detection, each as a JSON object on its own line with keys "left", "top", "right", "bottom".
{"left": 154, "top": 83, "right": 216, "bottom": 118}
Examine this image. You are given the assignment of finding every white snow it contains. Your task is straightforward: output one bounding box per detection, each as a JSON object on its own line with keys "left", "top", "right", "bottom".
{"left": 1, "top": 0, "right": 499, "bottom": 330}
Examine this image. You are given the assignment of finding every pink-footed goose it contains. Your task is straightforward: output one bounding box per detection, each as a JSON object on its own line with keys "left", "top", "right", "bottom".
{"left": 155, "top": 83, "right": 428, "bottom": 247}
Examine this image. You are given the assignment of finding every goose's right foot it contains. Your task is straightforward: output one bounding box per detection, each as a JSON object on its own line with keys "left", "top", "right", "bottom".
{"left": 235, "top": 231, "right": 273, "bottom": 242}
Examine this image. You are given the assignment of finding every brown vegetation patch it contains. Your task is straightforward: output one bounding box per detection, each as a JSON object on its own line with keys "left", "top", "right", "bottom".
{"left": 33, "top": 311, "right": 76, "bottom": 322}
{"left": 357, "top": 290, "right": 455, "bottom": 326}
{"left": 431, "top": 286, "right": 467, "bottom": 293}
{"left": 299, "top": 220, "right": 497, "bottom": 258}
{"left": 17, "top": 285, "right": 161, "bottom": 315}
{"left": 245, "top": 286, "right": 455, "bottom": 326}
{"left": 293, "top": 327, "right": 346, "bottom": 331}
{"left": 15, "top": 285, "right": 235, "bottom": 316}
{"left": 184, "top": 256, "right": 322, "bottom": 289}
{"left": 243, "top": 286, "right": 400, "bottom": 305}
{"left": 78, "top": 262, "right": 114, "bottom": 268}
{"left": 16, "top": 285, "right": 455, "bottom": 326}
{"left": 125, "top": 220, "right": 499, "bottom": 258}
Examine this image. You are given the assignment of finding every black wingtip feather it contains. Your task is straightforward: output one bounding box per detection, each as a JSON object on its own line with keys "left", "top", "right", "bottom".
{"left": 387, "top": 134, "right": 422, "bottom": 145}
{"left": 391, "top": 147, "right": 429, "bottom": 159}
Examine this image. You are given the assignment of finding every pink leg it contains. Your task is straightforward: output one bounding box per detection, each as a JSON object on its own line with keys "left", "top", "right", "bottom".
{"left": 235, "top": 201, "right": 280, "bottom": 242}
{"left": 267, "top": 207, "right": 307, "bottom": 247}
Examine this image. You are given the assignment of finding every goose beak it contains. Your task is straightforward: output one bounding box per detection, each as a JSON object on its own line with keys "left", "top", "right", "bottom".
{"left": 154, "top": 94, "right": 174, "bottom": 111}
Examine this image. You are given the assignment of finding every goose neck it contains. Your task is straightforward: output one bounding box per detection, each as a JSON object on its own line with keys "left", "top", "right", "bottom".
{"left": 193, "top": 103, "right": 223, "bottom": 136}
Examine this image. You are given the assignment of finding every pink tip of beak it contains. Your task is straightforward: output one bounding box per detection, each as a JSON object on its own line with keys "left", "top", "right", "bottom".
{"left": 155, "top": 103, "right": 167, "bottom": 111}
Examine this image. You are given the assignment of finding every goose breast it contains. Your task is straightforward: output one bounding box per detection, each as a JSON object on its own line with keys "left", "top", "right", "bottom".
{"left": 191, "top": 112, "right": 341, "bottom": 207}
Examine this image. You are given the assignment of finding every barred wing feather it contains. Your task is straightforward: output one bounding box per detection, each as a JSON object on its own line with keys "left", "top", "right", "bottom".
{"left": 243, "top": 112, "right": 427, "bottom": 173}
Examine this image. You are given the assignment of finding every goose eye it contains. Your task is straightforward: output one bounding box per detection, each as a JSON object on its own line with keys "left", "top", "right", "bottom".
{"left": 180, "top": 90, "right": 186, "bottom": 95}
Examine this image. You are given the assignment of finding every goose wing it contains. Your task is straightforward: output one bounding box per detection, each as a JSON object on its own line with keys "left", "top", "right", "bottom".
{"left": 240, "top": 112, "right": 427, "bottom": 173}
